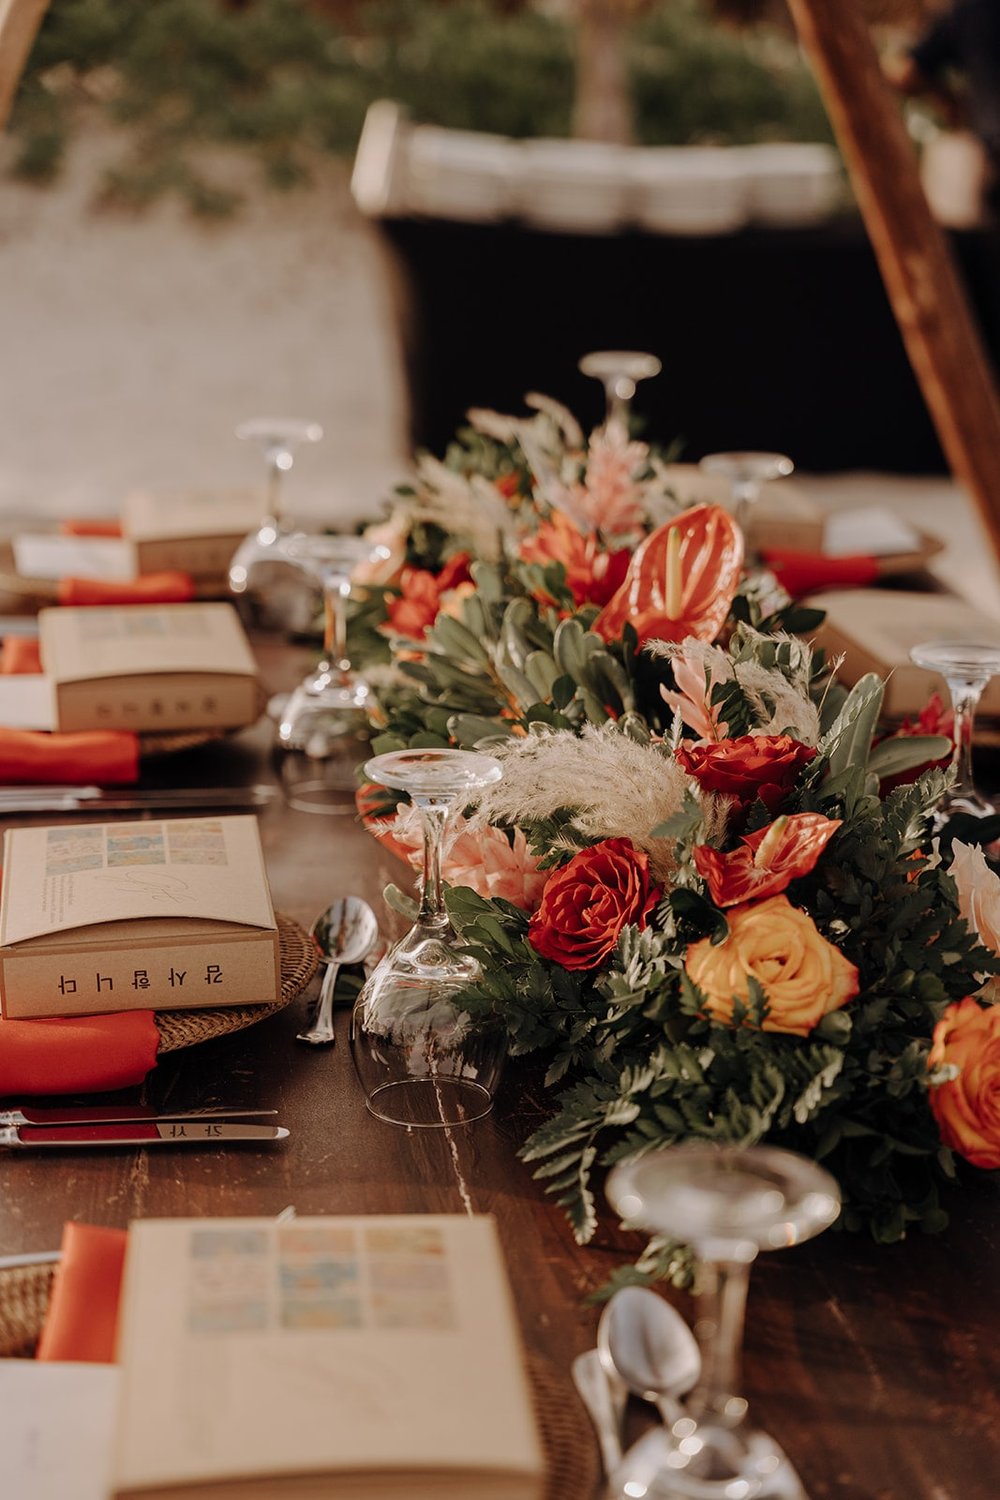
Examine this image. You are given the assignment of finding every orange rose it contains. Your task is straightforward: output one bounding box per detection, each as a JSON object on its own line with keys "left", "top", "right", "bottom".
{"left": 684, "top": 894, "right": 859, "bottom": 1037}
{"left": 928, "top": 997, "right": 1000, "bottom": 1168}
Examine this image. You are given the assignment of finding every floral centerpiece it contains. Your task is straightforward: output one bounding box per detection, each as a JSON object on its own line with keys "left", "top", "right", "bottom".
{"left": 351, "top": 394, "right": 1000, "bottom": 1277}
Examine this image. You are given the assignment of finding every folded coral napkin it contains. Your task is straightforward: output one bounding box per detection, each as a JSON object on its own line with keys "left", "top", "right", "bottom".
{"left": 57, "top": 571, "right": 195, "bottom": 607}
{"left": 35, "top": 1222, "right": 129, "bottom": 1363}
{"left": 58, "top": 519, "right": 124, "bottom": 538}
{"left": 0, "top": 633, "right": 140, "bottom": 784}
{"left": 762, "top": 549, "right": 880, "bottom": 598}
{"left": 0, "top": 728, "right": 140, "bottom": 785}
{"left": 0, "top": 1009, "right": 158, "bottom": 1102}
{"left": 0, "top": 636, "right": 41, "bottom": 674}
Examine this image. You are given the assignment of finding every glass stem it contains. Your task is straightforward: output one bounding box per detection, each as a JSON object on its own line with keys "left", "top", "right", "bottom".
{"left": 265, "top": 458, "right": 284, "bottom": 528}
{"left": 605, "top": 377, "right": 633, "bottom": 438}
{"left": 416, "top": 801, "right": 450, "bottom": 928}
{"left": 688, "top": 1254, "right": 753, "bottom": 1428}
{"left": 322, "top": 576, "right": 352, "bottom": 684}
{"left": 948, "top": 679, "right": 982, "bottom": 798}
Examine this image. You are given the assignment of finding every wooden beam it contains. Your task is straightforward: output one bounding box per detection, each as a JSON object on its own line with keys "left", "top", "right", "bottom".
{"left": 786, "top": 0, "right": 1000, "bottom": 568}
{"left": 0, "top": 0, "right": 48, "bottom": 134}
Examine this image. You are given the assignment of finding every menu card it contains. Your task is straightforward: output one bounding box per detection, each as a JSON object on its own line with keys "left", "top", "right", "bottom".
{"left": 112, "top": 1214, "right": 545, "bottom": 1500}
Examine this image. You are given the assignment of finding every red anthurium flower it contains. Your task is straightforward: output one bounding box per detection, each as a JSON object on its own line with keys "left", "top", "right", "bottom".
{"left": 593, "top": 503, "right": 743, "bottom": 646}
{"left": 693, "top": 812, "right": 842, "bottom": 907}
{"left": 519, "top": 513, "right": 630, "bottom": 609}
{"left": 676, "top": 733, "right": 817, "bottom": 814}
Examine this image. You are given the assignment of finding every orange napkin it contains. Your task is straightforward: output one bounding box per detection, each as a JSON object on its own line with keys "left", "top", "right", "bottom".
{"left": 761, "top": 549, "right": 880, "bottom": 598}
{"left": 1, "top": 633, "right": 140, "bottom": 784}
{"left": 0, "top": 1010, "right": 158, "bottom": 1099}
{"left": 0, "top": 636, "right": 41, "bottom": 674}
{"left": 58, "top": 519, "right": 124, "bottom": 538}
{"left": 35, "top": 1222, "right": 129, "bottom": 1363}
{"left": 57, "top": 571, "right": 196, "bottom": 606}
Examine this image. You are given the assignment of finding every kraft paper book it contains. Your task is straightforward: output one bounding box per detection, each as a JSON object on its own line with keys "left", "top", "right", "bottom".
{"left": 112, "top": 1214, "right": 545, "bottom": 1500}
{"left": 121, "top": 490, "right": 264, "bottom": 581}
{"left": 0, "top": 815, "right": 279, "bottom": 1019}
{"left": 38, "top": 602, "right": 259, "bottom": 733}
{"left": 807, "top": 588, "right": 1000, "bottom": 719}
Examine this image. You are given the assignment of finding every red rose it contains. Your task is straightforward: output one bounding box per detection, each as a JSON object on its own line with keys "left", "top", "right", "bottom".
{"left": 528, "top": 837, "right": 661, "bottom": 970}
{"left": 676, "top": 734, "right": 817, "bottom": 814}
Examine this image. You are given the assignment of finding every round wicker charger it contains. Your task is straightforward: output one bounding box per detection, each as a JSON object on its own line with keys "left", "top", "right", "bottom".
{"left": 0, "top": 1260, "right": 599, "bottom": 1500}
{"left": 154, "top": 912, "right": 317, "bottom": 1053}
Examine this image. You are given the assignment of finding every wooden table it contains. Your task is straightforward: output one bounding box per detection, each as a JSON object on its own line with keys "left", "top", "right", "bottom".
{"left": 2, "top": 639, "right": 999, "bottom": 1500}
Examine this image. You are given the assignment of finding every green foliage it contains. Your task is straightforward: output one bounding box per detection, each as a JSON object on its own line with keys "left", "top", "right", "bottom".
{"left": 10, "top": 0, "right": 833, "bottom": 211}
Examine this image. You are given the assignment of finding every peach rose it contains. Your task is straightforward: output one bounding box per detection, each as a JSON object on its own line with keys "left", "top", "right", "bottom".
{"left": 949, "top": 840, "right": 1000, "bottom": 956}
{"left": 684, "top": 894, "right": 859, "bottom": 1037}
{"left": 928, "top": 997, "right": 1000, "bottom": 1168}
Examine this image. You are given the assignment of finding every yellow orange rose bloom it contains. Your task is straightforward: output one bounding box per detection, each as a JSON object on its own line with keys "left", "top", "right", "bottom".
{"left": 684, "top": 894, "right": 859, "bottom": 1038}
{"left": 928, "top": 997, "right": 1000, "bottom": 1169}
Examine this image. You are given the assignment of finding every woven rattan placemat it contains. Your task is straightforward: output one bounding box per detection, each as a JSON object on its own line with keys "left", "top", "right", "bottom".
{"left": 0, "top": 1263, "right": 600, "bottom": 1500}
{"left": 154, "top": 911, "right": 317, "bottom": 1053}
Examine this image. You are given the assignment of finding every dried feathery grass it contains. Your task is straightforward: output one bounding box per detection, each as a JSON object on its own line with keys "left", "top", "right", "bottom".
{"left": 469, "top": 724, "right": 690, "bottom": 881}
{"left": 736, "top": 663, "right": 821, "bottom": 744}
{"left": 407, "top": 455, "right": 515, "bottom": 562}
{"left": 646, "top": 637, "right": 820, "bottom": 745}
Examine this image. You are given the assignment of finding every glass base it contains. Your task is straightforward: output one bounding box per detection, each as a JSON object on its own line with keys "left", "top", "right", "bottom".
{"left": 611, "top": 1422, "right": 806, "bottom": 1500}
{"left": 350, "top": 928, "right": 505, "bottom": 1131}
{"left": 363, "top": 1077, "right": 495, "bottom": 1129}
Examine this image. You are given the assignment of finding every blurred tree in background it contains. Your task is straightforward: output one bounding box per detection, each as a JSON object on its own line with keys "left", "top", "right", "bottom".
{"left": 7, "top": 0, "right": 837, "bottom": 214}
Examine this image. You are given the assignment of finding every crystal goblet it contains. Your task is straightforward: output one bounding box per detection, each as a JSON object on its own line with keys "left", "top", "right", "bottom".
{"left": 699, "top": 451, "right": 794, "bottom": 560}
{"left": 579, "top": 350, "right": 662, "bottom": 437}
{"left": 274, "top": 531, "right": 390, "bottom": 810}
{"left": 227, "top": 418, "right": 323, "bottom": 626}
{"left": 909, "top": 639, "right": 1000, "bottom": 820}
{"left": 350, "top": 748, "right": 505, "bottom": 1128}
{"left": 607, "top": 1142, "right": 840, "bottom": 1499}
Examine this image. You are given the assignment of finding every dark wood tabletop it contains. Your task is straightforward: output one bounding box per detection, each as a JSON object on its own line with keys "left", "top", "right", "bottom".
{"left": 2, "top": 638, "right": 999, "bottom": 1500}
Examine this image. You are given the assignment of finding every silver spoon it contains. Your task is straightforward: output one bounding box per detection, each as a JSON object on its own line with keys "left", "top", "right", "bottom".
{"left": 598, "top": 1285, "right": 701, "bottom": 1424}
{"left": 571, "top": 1348, "right": 626, "bottom": 1478}
{"left": 298, "top": 897, "right": 379, "bottom": 1046}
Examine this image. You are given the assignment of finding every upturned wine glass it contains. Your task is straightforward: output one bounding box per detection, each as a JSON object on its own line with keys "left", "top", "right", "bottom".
{"left": 274, "top": 531, "right": 390, "bottom": 808}
{"left": 227, "top": 418, "right": 323, "bottom": 617}
{"left": 607, "top": 1142, "right": 840, "bottom": 1499}
{"left": 909, "top": 639, "right": 1000, "bottom": 820}
{"left": 350, "top": 748, "right": 505, "bottom": 1129}
{"left": 579, "top": 350, "right": 662, "bottom": 436}
{"left": 699, "top": 451, "right": 794, "bottom": 559}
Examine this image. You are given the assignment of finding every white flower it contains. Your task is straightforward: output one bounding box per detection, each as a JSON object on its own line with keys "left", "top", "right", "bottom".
{"left": 949, "top": 840, "right": 1000, "bottom": 954}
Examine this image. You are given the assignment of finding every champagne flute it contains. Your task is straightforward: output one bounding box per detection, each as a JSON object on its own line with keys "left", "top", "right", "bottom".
{"left": 274, "top": 531, "right": 390, "bottom": 810}
{"left": 350, "top": 748, "right": 506, "bottom": 1128}
{"left": 579, "top": 350, "right": 662, "bottom": 436}
{"left": 909, "top": 639, "right": 1000, "bottom": 819}
{"left": 607, "top": 1142, "right": 840, "bottom": 1499}
{"left": 227, "top": 418, "right": 323, "bottom": 618}
{"left": 699, "top": 451, "right": 794, "bottom": 560}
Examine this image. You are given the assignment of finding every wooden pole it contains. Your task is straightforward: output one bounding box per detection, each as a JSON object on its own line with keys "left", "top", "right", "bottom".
{"left": 0, "top": 0, "right": 48, "bottom": 134}
{"left": 787, "top": 0, "right": 1000, "bottom": 568}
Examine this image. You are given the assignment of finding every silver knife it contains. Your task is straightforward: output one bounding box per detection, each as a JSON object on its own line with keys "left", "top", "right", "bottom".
{"left": 0, "top": 1122, "right": 289, "bottom": 1147}
{"left": 0, "top": 1105, "right": 278, "bottom": 1127}
{"left": 0, "top": 785, "right": 279, "bottom": 814}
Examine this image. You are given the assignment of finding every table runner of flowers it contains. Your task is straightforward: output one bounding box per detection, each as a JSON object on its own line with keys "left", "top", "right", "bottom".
{"left": 348, "top": 396, "right": 1000, "bottom": 1279}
